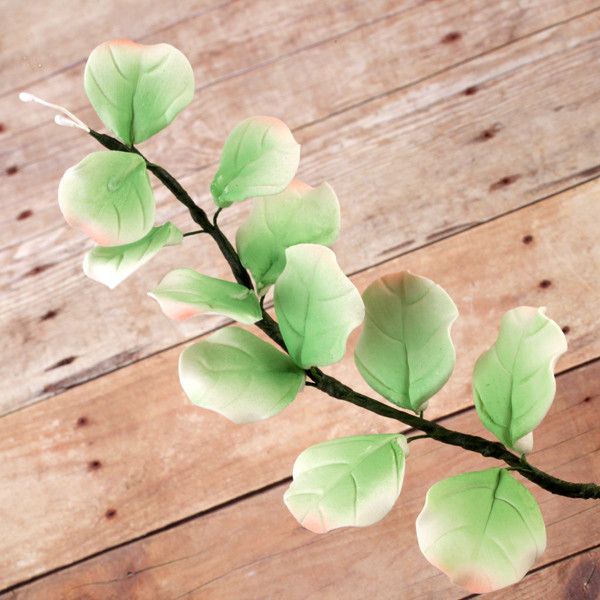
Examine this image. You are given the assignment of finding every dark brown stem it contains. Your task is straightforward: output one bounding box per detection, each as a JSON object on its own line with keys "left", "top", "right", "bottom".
{"left": 89, "top": 129, "right": 600, "bottom": 501}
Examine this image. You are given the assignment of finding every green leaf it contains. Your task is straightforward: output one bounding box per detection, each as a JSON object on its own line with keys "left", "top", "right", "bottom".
{"left": 416, "top": 468, "right": 546, "bottom": 593}
{"left": 274, "top": 244, "right": 364, "bottom": 368}
{"left": 83, "top": 222, "right": 182, "bottom": 289}
{"left": 179, "top": 327, "right": 305, "bottom": 424}
{"left": 85, "top": 40, "right": 195, "bottom": 145}
{"left": 473, "top": 307, "right": 567, "bottom": 453}
{"left": 284, "top": 434, "right": 408, "bottom": 533}
{"left": 236, "top": 179, "right": 340, "bottom": 294}
{"left": 354, "top": 272, "right": 458, "bottom": 413}
{"left": 149, "top": 269, "right": 262, "bottom": 324}
{"left": 210, "top": 116, "right": 301, "bottom": 208}
{"left": 58, "top": 151, "right": 155, "bottom": 246}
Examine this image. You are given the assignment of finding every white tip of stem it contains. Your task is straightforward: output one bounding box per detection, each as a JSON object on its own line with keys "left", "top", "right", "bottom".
{"left": 18, "top": 91, "right": 90, "bottom": 132}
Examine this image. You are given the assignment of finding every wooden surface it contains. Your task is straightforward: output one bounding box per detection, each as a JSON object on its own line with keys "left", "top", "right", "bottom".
{"left": 1, "top": 1, "right": 599, "bottom": 598}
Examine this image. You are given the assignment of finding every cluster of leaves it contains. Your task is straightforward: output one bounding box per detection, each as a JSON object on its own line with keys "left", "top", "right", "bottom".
{"left": 52, "top": 40, "right": 570, "bottom": 594}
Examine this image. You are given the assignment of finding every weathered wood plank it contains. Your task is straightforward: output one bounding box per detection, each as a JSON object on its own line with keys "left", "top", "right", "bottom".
{"left": 0, "top": 186, "right": 598, "bottom": 588}
{"left": 483, "top": 546, "right": 600, "bottom": 600}
{"left": 0, "top": 0, "right": 214, "bottom": 96}
{"left": 3, "top": 360, "right": 597, "bottom": 598}
{"left": 3, "top": 1, "right": 597, "bottom": 250}
{"left": 3, "top": 10, "right": 600, "bottom": 412}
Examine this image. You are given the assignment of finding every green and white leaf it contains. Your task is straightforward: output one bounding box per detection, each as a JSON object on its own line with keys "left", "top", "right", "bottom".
{"left": 354, "top": 272, "right": 458, "bottom": 413}
{"left": 284, "top": 434, "right": 408, "bottom": 533}
{"left": 179, "top": 327, "right": 305, "bottom": 424}
{"left": 210, "top": 116, "right": 300, "bottom": 208}
{"left": 473, "top": 307, "right": 567, "bottom": 453}
{"left": 58, "top": 151, "right": 155, "bottom": 246}
{"left": 416, "top": 468, "right": 546, "bottom": 594}
{"left": 85, "top": 39, "right": 195, "bottom": 145}
{"left": 149, "top": 268, "right": 262, "bottom": 324}
{"left": 236, "top": 179, "right": 340, "bottom": 295}
{"left": 83, "top": 222, "right": 182, "bottom": 289}
{"left": 274, "top": 244, "right": 364, "bottom": 368}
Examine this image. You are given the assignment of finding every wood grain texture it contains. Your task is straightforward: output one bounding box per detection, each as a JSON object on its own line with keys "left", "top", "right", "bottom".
{"left": 0, "top": 0, "right": 213, "bottom": 96}
{"left": 4, "top": 360, "right": 597, "bottom": 599}
{"left": 0, "top": 184, "right": 598, "bottom": 588}
{"left": 482, "top": 547, "right": 600, "bottom": 599}
{"left": 4, "top": 7, "right": 600, "bottom": 412}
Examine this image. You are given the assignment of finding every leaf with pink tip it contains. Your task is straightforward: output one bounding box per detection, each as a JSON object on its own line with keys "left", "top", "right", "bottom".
{"left": 416, "top": 468, "right": 546, "bottom": 593}
{"left": 85, "top": 40, "right": 195, "bottom": 145}
{"left": 58, "top": 151, "right": 155, "bottom": 246}
{"left": 149, "top": 268, "right": 262, "bottom": 324}
{"left": 211, "top": 116, "right": 300, "bottom": 208}
{"left": 284, "top": 434, "right": 408, "bottom": 533}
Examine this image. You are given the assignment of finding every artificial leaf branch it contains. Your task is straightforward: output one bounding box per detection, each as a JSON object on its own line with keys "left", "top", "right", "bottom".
{"left": 22, "top": 39, "right": 599, "bottom": 594}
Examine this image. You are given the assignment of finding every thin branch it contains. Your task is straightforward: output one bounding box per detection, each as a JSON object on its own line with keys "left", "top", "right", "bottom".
{"left": 88, "top": 129, "right": 600, "bottom": 501}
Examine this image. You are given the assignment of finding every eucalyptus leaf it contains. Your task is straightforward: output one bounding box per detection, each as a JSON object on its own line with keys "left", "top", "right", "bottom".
{"left": 211, "top": 116, "right": 301, "bottom": 208}
{"left": 473, "top": 307, "right": 567, "bottom": 452}
{"left": 149, "top": 269, "right": 262, "bottom": 324}
{"left": 58, "top": 151, "right": 155, "bottom": 246}
{"left": 83, "top": 222, "right": 182, "bottom": 289}
{"left": 274, "top": 244, "right": 364, "bottom": 368}
{"left": 284, "top": 434, "right": 408, "bottom": 533}
{"left": 236, "top": 179, "right": 340, "bottom": 294}
{"left": 354, "top": 272, "right": 458, "bottom": 413}
{"left": 85, "top": 40, "right": 195, "bottom": 145}
{"left": 416, "top": 468, "right": 546, "bottom": 593}
{"left": 179, "top": 327, "right": 305, "bottom": 423}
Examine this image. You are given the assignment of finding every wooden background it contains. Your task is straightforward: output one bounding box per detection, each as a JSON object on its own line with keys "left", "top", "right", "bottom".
{"left": 1, "top": 1, "right": 599, "bottom": 598}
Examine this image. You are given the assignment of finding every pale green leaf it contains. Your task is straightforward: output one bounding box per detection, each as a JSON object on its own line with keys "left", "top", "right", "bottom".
{"left": 179, "top": 327, "right": 305, "bottom": 424}
{"left": 284, "top": 434, "right": 408, "bottom": 533}
{"left": 354, "top": 272, "right": 458, "bottom": 413}
{"left": 211, "top": 116, "right": 300, "bottom": 208}
{"left": 83, "top": 222, "right": 182, "bottom": 289}
{"left": 473, "top": 307, "right": 567, "bottom": 452}
{"left": 236, "top": 179, "right": 340, "bottom": 294}
{"left": 149, "top": 269, "right": 262, "bottom": 324}
{"left": 274, "top": 244, "right": 364, "bottom": 368}
{"left": 85, "top": 40, "right": 195, "bottom": 145}
{"left": 58, "top": 151, "right": 155, "bottom": 246}
{"left": 416, "top": 468, "right": 546, "bottom": 593}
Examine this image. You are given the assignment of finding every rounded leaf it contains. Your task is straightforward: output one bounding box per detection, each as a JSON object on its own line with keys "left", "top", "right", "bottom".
{"left": 416, "top": 468, "right": 546, "bottom": 593}
{"left": 284, "top": 434, "right": 408, "bottom": 533}
{"left": 83, "top": 222, "right": 182, "bottom": 289}
{"left": 179, "top": 327, "right": 305, "bottom": 423}
{"left": 85, "top": 40, "right": 195, "bottom": 145}
{"left": 149, "top": 268, "right": 262, "bottom": 324}
{"left": 473, "top": 307, "right": 567, "bottom": 452}
{"left": 236, "top": 179, "right": 340, "bottom": 294}
{"left": 354, "top": 272, "right": 458, "bottom": 413}
{"left": 58, "top": 151, "right": 155, "bottom": 246}
{"left": 211, "top": 116, "right": 300, "bottom": 208}
{"left": 274, "top": 244, "right": 364, "bottom": 368}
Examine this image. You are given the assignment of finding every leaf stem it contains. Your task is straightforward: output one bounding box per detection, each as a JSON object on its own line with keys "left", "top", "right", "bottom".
{"left": 88, "top": 129, "right": 600, "bottom": 501}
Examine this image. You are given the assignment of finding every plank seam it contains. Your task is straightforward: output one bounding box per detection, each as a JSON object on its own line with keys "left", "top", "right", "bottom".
{"left": 1, "top": 357, "right": 597, "bottom": 595}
